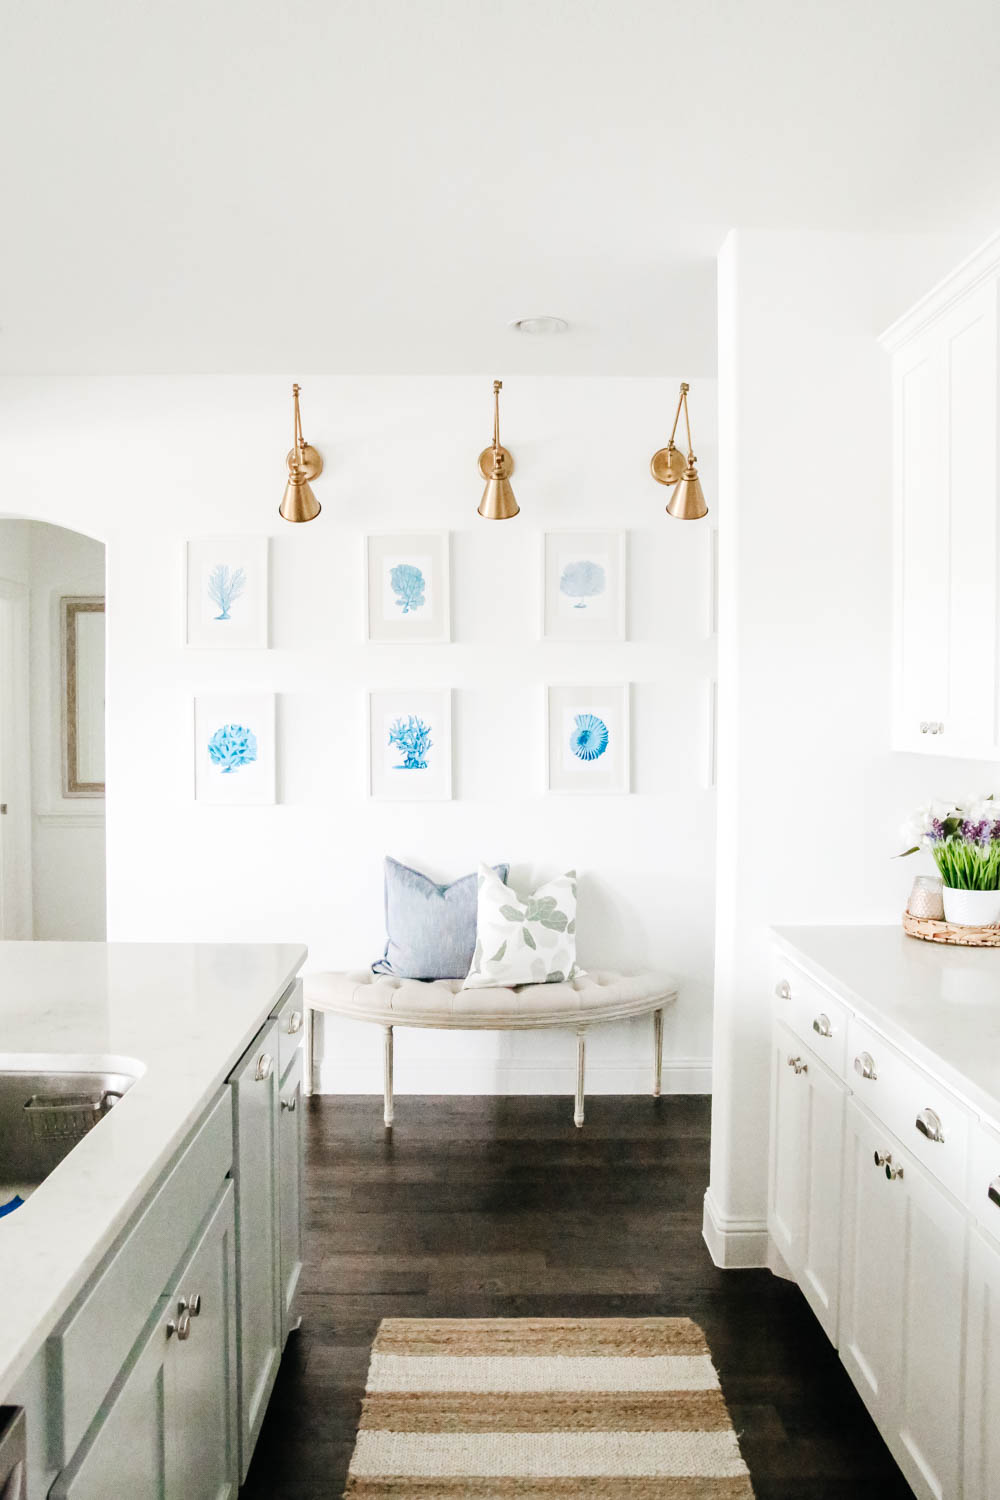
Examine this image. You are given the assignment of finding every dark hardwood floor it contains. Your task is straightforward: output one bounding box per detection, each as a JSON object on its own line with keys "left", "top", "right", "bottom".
{"left": 243, "top": 1094, "right": 912, "bottom": 1500}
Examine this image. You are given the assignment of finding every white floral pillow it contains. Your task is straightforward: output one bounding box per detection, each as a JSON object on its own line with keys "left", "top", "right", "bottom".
{"left": 464, "top": 865, "right": 582, "bottom": 989}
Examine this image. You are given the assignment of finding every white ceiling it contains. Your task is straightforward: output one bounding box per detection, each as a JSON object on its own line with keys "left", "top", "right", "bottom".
{"left": 2, "top": 0, "right": 999, "bottom": 375}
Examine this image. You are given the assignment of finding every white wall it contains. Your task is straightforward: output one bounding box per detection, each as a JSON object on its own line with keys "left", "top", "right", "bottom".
{"left": 0, "top": 520, "right": 107, "bottom": 940}
{"left": 0, "top": 376, "right": 717, "bottom": 1095}
{"left": 706, "top": 230, "right": 998, "bottom": 1265}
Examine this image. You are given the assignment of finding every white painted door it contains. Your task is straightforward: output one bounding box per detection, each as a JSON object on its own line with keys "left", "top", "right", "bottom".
{"left": 798, "top": 1052, "right": 846, "bottom": 1343}
{"left": 839, "top": 1099, "right": 906, "bottom": 1432}
{"left": 964, "top": 1226, "right": 1000, "bottom": 1500}
{"left": 768, "top": 1025, "right": 809, "bottom": 1273}
{"left": 0, "top": 582, "right": 31, "bottom": 938}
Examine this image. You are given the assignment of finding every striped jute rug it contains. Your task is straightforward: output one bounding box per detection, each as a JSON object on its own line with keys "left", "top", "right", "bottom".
{"left": 344, "top": 1317, "right": 754, "bottom": 1498}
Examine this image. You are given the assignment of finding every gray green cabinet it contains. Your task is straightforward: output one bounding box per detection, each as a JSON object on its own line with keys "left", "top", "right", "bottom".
{"left": 279, "top": 1047, "right": 305, "bottom": 1342}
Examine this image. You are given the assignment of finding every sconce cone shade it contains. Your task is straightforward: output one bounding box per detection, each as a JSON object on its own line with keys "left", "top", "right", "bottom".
{"left": 479, "top": 456, "right": 519, "bottom": 520}
{"left": 279, "top": 465, "right": 322, "bottom": 523}
{"left": 666, "top": 457, "right": 708, "bottom": 521}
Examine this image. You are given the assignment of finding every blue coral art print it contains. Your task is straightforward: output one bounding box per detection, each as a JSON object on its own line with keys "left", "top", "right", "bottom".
{"left": 570, "top": 712, "right": 609, "bottom": 762}
{"left": 208, "top": 722, "right": 258, "bottom": 774}
{"left": 559, "top": 558, "right": 606, "bottom": 609}
{"left": 206, "top": 563, "right": 246, "bottom": 621}
{"left": 390, "top": 563, "right": 426, "bottom": 614}
{"left": 388, "top": 716, "right": 432, "bottom": 770}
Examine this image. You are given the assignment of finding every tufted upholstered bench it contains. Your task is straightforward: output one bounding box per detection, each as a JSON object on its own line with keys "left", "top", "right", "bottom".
{"left": 304, "top": 969, "right": 677, "bottom": 1128}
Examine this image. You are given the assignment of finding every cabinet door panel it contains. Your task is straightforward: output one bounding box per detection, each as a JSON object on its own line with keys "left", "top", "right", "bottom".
{"left": 168, "top": 1183, "right": 238, "bottom": 1500}
{"left": 52, "top": 1297, "right": 172, "bottom": 1500}
{"left": 965, "top": 1227, "right": 1000, "bottom": 1500}
{"left": 799, "top": 1057, "right": 846, "bottom": 1342}
{"left": 279, "top": 1049, "right": 305, "bottom": 1345}
{"left": 839, "top": 1100, "right": 905, "bottom": 1430}
{"left": 895, "top": 337, "right": 948, "bottom": 745}
{"left": 229, "top": 1018, "right": 282, "bottom": 1481}
{"left": 769, "top": 1026, "right": 808, "bottom": 1273}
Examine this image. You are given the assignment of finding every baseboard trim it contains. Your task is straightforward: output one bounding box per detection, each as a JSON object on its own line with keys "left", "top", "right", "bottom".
{"left": 315, "top": 1057, "right": 712, "bottom": 1098}
{"left": 701, "top": 1189, "right": 769, "bottom": 1269}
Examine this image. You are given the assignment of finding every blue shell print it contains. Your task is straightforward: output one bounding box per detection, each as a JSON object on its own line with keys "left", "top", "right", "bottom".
{"left": 390, "top": 563, "right": 426, "bottom": 614}
{"left": 570, "top": 712, "right": 609, "bottom": 762}
{"left": 208, "top": 723, "right": 258, "bottom": 774}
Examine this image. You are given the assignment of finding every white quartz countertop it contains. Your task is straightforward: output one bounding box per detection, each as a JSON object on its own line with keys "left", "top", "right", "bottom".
{"left": 0, "top": 940, "right": 306, "bottom": 1402}
{"left": 772, "top": 925, "right": 1000, "bottom": 1124}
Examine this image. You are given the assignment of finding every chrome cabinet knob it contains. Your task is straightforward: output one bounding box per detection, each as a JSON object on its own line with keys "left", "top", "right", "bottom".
{"left": 812, "top": 1013, "right": 832, "bottom": 1038}
{"left": 167, "top": 1309, "right": 192, "bottom": 1341}
{"left": 988, "top": 1176, "right": 1000, "bottom": 1209}
{"left": 179, "top": 1293, "right": 202, "bottom": 1317}
{"left": 854, "top": 1051, "right": 877, "bottom": 1081}
{"left": 281, "top": 1095, "right": 298, "bottom": 1112}
{"left": 255, "top": 1052, "right": 273, "bottom": 1082}
{"left": 787, "top": 1055, "right": 808, "bottom": 1075}
{"left": 920, "top": 721, "right": 930, "bottom": 734}
{"left": 874, "top": 1150, "right": 891, "bottom": 1168}
{"left": 915, "top": 1107, "right": 945, "bottom": 1143}
{"left": 774, "top": 979, "right": 791, "bottom": 1001}
{"left": 286, "top": 1010, "right": 302, "bottom": 1035}
{"left": 885, "top": 1161, "right": 904, "bottom": 1181}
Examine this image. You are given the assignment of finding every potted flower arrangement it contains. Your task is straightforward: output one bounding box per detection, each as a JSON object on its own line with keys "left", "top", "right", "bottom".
{"left": 900, "top": 796, "right": 1000, "bottom": 925}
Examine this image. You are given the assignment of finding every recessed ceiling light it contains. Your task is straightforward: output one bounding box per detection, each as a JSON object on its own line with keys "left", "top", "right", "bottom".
{"left": 508, "top": 316, "right": 569, "bottom": 336}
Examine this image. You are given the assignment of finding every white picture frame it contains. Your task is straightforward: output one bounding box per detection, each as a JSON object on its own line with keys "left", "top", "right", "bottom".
{"left": 365, "top": 531, "right": 451, "bottom": 643}
{"left": 541, "top": 531, "right": 626, "bottom": 641}
{"left": 368, "top": 688, "right": 452, "bottom": 801}
{"left": 184, "top": 536, "right": 269, "bottom": 649}
{"left": 545, "top": 683, "right": 631, "bottom": 794}
{"left": 194, "top": 693, "right": 276, "bottom": 804}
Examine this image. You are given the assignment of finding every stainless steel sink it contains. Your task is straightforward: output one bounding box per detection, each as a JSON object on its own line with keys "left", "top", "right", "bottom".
{"left": 0, "top": 1067, "right": 136, "bottom": 1207}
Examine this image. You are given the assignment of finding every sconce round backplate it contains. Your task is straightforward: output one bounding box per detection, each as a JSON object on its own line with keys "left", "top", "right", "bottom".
{"left": 478, "top": 445, "right": 514, "bottom": 480}
{"left": 286, "top": 443, "right": 324, "bottom": 481}
{"left": 649, "top": 445, "right": 686, "bottom": 487}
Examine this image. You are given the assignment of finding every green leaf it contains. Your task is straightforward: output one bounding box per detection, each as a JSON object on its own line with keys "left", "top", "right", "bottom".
{"left": 548, "top": 970, "right": 565, "bottom": 984}
{"left": 894, "top": 846, "right": 920, "bottom": 858}
{"left": 499, "top": 904, "right": 525, "bottom": 922}
{"left": 567, "top": 918, "right": 576, "bottom": 935}
{"left": 490, "top": 941, "right": 507, "bottom": 963}
{"left": 522, "top": 927, "right": 537, "bottom": 949}
{"left": 539, "top": 909, "right": 568, "bottom": 931}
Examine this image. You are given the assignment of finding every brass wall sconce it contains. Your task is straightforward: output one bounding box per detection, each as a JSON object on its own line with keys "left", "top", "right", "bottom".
{"left": 650, "top": 381, "right": 708, "bottom": 520}
{"left": 279, "top": 383, "right": 323, "bottom": 523}
{"left": 478, "top": 379, "right": 519, "bottom": 520}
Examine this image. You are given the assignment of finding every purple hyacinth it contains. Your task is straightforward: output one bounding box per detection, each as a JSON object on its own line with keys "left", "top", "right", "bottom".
{"left": 929, "top": 818, "right": 947, "bottom": 842}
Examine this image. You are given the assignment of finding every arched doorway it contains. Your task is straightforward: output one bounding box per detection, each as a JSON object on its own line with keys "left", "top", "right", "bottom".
{"left": 0, "top": 519, "right": 106, "bottom": 939}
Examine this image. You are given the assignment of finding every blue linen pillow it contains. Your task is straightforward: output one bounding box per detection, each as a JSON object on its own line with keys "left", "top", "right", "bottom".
{"left": 373, "top": 857, "right": 510, "bottom": 980}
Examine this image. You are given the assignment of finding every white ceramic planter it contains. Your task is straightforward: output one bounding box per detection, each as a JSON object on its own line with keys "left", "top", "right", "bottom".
{"left": 941, "top": 886, "right": 1000, "bottom": 926}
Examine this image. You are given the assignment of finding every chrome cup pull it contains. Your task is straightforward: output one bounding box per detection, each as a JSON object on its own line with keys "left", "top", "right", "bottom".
{"left": 774, "top": 980, "right": 791, "bottom": 1001}
{"left": 787, "top": 1056, "right": 808, "bottom": 1075}
{"left": 915, "top": 1107, "right": 945, "bottom": 1143}
{"left": 254, "top": 1053, "right": 273, "bottom": 1082}
{"left": 281, "top": 1095, "right": 298, "bottom": 1112}
{"left": 287, "top": 1009, "right": 302, "bottom": 1035}
{"left": 854, "top": 1052, "right": 877, "bottom": 1081}
{"left": 812, "top": 1013, "right": 832, "bottom": 1038}
{"left": 989, "top": 1177, "right": 1000, "bottom": 1209}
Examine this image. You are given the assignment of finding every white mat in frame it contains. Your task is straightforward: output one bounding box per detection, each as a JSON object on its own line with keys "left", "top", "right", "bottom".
{"left": 545, "top": 684, "right": 631, "bottom": 794}
{"left": 193, "top": 692, "right": 276, "bottom": 804}
{"left": 541, "top": 531, "right": 626, "bottom": 642}
{"left": 365, "top": 532, "right": 451, "bottom": 643}
{"left": 184, "top": 536, "right": 269, "bottom": 649}
{"left": 368, "top": 687, "right": 453, "bottom": 800}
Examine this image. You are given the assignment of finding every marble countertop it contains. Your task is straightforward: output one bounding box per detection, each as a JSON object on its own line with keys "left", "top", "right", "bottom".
{"left": 0, "top": 941, "right": 306, "bottom": 1402}
{"left": 772, "top": 925, "right": 1000, "bottom": 1124}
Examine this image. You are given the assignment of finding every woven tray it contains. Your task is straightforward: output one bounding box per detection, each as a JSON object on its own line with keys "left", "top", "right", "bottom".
{"left": 903, "top": 910, "right": 1000, "bottom": 946}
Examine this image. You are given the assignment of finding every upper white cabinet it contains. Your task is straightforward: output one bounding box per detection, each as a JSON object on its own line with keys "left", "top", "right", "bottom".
{"left": 883, "top": 236, "right": 1000, "bottom": 758}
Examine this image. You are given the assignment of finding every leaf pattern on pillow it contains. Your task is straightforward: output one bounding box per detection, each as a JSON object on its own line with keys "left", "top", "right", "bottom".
{"left": 499, "top": 904, "right": 525, "bottom": 923}
{"left": 522, "top": 927, "right": 536, "bottom": 949}
{"left": 464, "top": 864, "right": 583, "bottom": 990}
{"left": 490, "top": 941, "right": 507, "bottom": 962}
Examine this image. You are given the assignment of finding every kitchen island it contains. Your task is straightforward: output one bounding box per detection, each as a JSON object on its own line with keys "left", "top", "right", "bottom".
{"left": 0, "top": 940, "right": 307, "bottom": 1500}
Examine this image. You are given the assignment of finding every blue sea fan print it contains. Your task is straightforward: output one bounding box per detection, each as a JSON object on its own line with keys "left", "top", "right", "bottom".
{"left": 207, "top": 564, "right": 246, "bottom": 621}
{"left": 570, "top": 712, "right": 609, "bottom": 762}
{"left": 208, "top": 723, "right": 258, "bottom": 774}
{"left": 388, "top": 715, "right": 433, "bottom": 770}
{"left": 559, "top": 558, "right": 606, "bottom": 609}
{"left": 390, "top": 563, "right": 426, "bottom": 614}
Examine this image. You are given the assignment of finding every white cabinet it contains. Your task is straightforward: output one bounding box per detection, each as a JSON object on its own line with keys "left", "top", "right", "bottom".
{"left": 965, "top": 1226, "right": 1000, "bottom": 1500}
{"left": 279, "top": 1047, "right": 305, "bottom": 1344}
{"left": 884, "top": 238, "right": 1000, "bottom": 759}
{"left": 768, "top": 1024, "right": 846, "bottom": 1342}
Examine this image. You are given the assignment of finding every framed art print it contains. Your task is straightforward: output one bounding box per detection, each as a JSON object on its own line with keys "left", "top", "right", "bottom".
{"left": 365, "top": 532, "right": 450, "bottom": 643}
{"left": 541, "top": 531, "right": 626, "bottom": 641}
{"left": 368, "top": 688, "right": 452, "bottom": 801}
{"left": 184, "top": 536, "right": 269, "bottom": 648}
{"left": 194, "top": 693, "right": 276, "bottom": 804}
{"left": 546, "top": 684, "right": 630, "bottom": 794}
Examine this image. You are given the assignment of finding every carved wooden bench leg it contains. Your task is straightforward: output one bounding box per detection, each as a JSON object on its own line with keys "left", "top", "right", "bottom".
{"left": 383, "top": 1024, "right": 394, "bottom": 1128}
{"left": 653, "top": 1007, "right": 664, "bottom": 1098}
{"left": 575, "top": 1029, "right": 586, "bottom": 1128}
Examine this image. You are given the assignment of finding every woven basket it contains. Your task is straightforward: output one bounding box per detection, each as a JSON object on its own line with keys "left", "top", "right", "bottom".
{"left": 903, "top": 910, "right": 1000, "bottom": 947}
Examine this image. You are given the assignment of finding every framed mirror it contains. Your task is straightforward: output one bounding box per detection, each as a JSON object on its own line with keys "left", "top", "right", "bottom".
{"left": 62, "top": 596, "right": 105, "bottom": 798}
